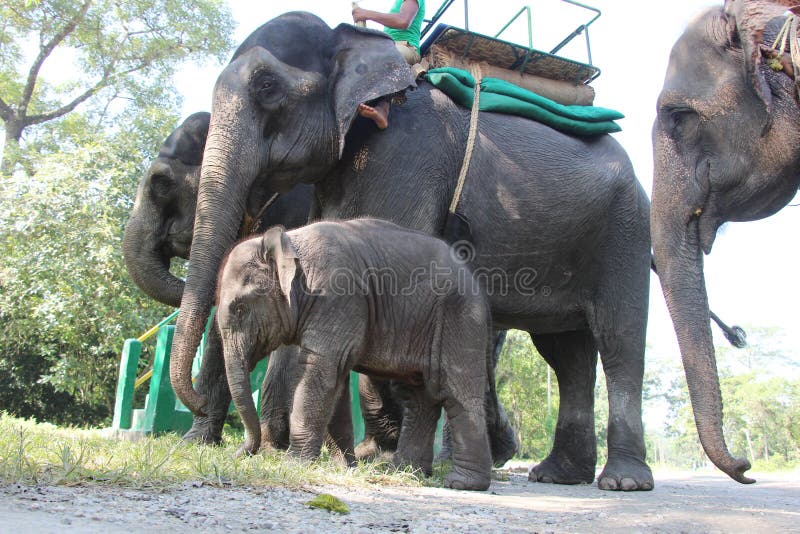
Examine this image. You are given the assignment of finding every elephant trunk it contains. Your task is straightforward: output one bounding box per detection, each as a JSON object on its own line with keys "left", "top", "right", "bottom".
{"left": 652, "top": 156, "right": 754, "bottom": 484}
{"left": 169, "top": 94, "right": 260, "bottom": 415}
{"left": 123, "top": 209, "right": 185, "bottom": 308}
{"left": 224, "top": 335, "right": 261, "bottom": 455}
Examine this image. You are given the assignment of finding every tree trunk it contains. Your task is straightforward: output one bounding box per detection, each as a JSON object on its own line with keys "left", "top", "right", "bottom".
{"left": 2, "top": 118, "right": 24, "bottom": 176}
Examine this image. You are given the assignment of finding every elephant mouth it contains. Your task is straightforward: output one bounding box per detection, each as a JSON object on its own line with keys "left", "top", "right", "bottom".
{"left": 165, "top": 235, "right": 192, "bottom": 260}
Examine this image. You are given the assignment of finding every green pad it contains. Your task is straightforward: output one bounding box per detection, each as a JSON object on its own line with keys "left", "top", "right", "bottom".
{"left": 425, "top": 67, "right": 623, "bottom": 136}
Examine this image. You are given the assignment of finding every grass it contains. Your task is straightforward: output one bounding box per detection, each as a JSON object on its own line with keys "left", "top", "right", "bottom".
{"left": 0, "top": 413, "right": 427, "bottom": 489}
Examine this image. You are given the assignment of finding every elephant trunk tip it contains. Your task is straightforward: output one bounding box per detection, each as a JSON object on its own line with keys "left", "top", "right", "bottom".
{"left": 234, "top": 437, "right": 260, "bottom": 458}
{"left": 728, "top": 458, "right": 756, "bottom": 485}
{"left": 711, "top": 453, "right": 755, "bottom": 484}
{"left": 180, "top": 389, "right": 208, "bottom": 417}
{"left": 172, "top": 372, "right": 208, "bottom": 415}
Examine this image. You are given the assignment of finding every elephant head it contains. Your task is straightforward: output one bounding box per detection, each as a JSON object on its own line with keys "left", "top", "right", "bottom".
{"left": 123, "top": 112, "right": 210, "bottom": 308}
{"left": 170, "top": 11, "right": 414, "bottom": 414}
{"left": 652, "top": 1, "right": 800, "bottom": 483}
{"left": 216, "top": 227, "right": 299, "bottom": 455}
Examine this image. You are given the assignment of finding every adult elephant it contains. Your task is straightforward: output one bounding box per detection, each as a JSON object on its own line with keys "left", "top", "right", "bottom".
{"left": 652, "top": 0, "right": 800, "bottom": 484}
{"left": 122, "top": 112, "right": 318, "bottom": 446}
{"left": 172, "top": 11, "right": 653, "bottom": 490}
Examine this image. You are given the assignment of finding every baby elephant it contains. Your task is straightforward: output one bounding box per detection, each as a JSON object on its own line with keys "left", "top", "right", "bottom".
{"left": 216, "top": 218, "right": 493, "bottom": 490}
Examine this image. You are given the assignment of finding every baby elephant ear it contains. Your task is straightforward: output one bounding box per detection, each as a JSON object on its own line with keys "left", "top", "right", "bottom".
{"left": 261, "top": 226, "right": 299, "bottom": 306}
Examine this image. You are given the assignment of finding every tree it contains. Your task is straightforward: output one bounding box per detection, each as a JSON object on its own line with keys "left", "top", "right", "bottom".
{"left": 0, "top": 105, "right": 180, "bottom": 424}
{"left": 0, "top": 0, "right": 235, "bottom": 174}
{"left": 495, "top": 330, "right": 558, "bottom": 459}
{"left": 0, "top": 0, "right": 235, "bottom": 424}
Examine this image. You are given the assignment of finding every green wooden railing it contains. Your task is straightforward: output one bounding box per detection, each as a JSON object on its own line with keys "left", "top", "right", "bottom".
{"left": 112, "top": 309, "right": 366, "bottom": 442}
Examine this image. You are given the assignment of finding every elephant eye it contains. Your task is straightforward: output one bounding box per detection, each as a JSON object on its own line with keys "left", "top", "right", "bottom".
{"left": 666, "top": 107, "right": 700, "bottom": 140}
{"left": 250, "top": 69, "right": 284, "bottom": 109}
{"left": 150, "top": 174, "right": 174, "bottom": 200}
{"left": 252, "top": 70, "right": 277, "bottom": 96}
{"left": 232, "top": 301, "right": 246, "bottom": 321}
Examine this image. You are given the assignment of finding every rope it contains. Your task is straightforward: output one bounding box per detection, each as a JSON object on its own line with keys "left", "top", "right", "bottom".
{"left": 770, "top": 14, "right": 800, "bottom": 90}
{"left": 241, "top": 192, "right": 280, "bottom": 237}
{"left": 448, "top": 64, "right": 483, "bottom": 214}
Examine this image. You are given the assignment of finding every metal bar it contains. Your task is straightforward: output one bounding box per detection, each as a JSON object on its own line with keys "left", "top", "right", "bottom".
{"left": 550, "top": 0, "right": 601, "bottom": 59}
{"left": 549, "top": 25, "right": 585, "bottom": 55}
{"left": 421, "top": 0, "right": 456, "bottom": 38}
{"left": 584, "top": 25, "right": 593, "bottom": 65}
{"left": 462, "top": 33, "right": 477, "bottom": 60}
{"left": 562, "top": 0, "right": 601, "bottom": 24}
{"left": 464, "top": 0, "right": 469, "bottom": 31}
{"left": 494, "top": 6, "right": 533, "bottom": 49}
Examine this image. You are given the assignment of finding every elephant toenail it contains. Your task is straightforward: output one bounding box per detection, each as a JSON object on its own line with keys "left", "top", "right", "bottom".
{"left": 598, "top": 477, "right": 618, "bottom": 490}
{"left": 620, "top": 478, "right": 637, "bottom": 491}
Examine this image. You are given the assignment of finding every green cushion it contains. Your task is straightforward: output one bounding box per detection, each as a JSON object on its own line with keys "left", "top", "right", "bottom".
{"left": 424, "top": 67, "right": 623, "bottom": 136}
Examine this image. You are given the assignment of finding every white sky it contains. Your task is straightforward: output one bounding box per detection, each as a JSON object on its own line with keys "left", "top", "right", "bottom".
{"left": 176, "top": 0, "right": 799, "bottom": 368}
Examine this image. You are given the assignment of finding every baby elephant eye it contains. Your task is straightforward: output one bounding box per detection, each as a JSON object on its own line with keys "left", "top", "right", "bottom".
{"left": 233, "top": 302, "right": 246, "bottom": 320}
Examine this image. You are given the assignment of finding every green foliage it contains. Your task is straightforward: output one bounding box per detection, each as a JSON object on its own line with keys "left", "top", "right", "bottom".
{"left": 0, "top": 0, "right": 235, "bottom": 173}
{"left": 495, "top": 330, "right": 558, "bottom": 460}
{"left": 0, "top": 106, "right": 179, "bottom": 424}
{"left": 655, "top": 328, "right": 800, "bottom": 470}
{"left": 0, "top": 0, "right": 235, "bottom": 425}
{"left": 305, "top": 494, "right": 350, "bottom": 514}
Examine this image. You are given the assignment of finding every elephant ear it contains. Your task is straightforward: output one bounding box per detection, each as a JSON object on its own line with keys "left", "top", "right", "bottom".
{"left": 724, "top": 0, "right": 789, "bottom": 115}
{"left": 260, "top": 226, "right": 299, "bottom": 306}
{"left": 329, "top": 24, "right": 417, "bottom": 156}
{"left": 158, "top": 112, "right": 210, "bottom": 165}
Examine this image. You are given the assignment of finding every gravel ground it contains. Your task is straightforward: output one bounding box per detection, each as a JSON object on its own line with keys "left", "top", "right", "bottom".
{"left": 2, "top": 468, "right": 798, "bottom": 533}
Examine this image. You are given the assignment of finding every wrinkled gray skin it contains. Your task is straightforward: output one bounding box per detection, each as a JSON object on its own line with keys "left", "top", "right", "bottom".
{"left": 652, "top": 3, "right": 800, "bottom": 484}
{"left": 122, "top": 113, "right": 331, "bottom": 450}
{"left": 171, "top": 11, "right": 652, "bottom": 490}
{"left": 217, "top": 219, "right": 493, "bottom": 491}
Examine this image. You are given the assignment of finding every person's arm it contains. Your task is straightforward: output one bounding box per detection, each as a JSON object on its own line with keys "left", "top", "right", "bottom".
{"left": 352, "top": 0, "right": 419, "bottom": 30}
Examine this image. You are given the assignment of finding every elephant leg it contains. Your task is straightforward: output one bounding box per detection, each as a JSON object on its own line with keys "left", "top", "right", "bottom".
{"left": 287, "top": 350, "right": 340, "bottom": 460}
{"left": 393, "top": 386, "right": 440, "bottom": 476}
{"left": 591, "top": 308, "right": 653, "bottom": 491}
{"left": 438, "top": 330, "right": 517, "bottom": 467}
{"left": 529, "top": 330, "right": 598, "bottom": 485}
{"left": 324, "top": 374, "right": 356, "bottom": 465}
{"left": 354, "top": 375, "right": 403, "bottom": 461}
{"left": 182, "top": 324, "right": 230, "bottom": 445}
{"left": 439, "top": 376, "right": 492, "bottom": 491}
{"left": 259, "top": 348, "right": 294, "bottom": 450}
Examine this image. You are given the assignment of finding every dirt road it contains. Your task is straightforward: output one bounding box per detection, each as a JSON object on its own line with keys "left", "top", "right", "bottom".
{"left": 2, "top": 468, "right": 798, "bottom": 533}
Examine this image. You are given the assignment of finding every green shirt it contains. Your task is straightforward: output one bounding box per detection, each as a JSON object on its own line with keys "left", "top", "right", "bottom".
{"left": 383, "top": 0, "right": 425, "bottom": 53}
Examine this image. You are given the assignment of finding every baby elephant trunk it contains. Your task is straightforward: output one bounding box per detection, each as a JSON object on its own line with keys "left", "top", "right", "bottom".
{"left": 224, "top": 336, "right": 261, "bottom": 455}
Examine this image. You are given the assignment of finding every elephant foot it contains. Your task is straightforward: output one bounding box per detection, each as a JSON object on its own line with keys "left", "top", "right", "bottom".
{"left": 393, "top": 452, "right": 433, "bottom": 477}
{"left": 597, "top": 455, "right": 654, "bottom": 491}
{"left": 528, "top": 452, "right": 595, "bottom": 485}
{"left": 354, "top": 435, "right": 381, "bottom": 461}
{"left": 182, "top": 416, "right": 224, "bottom": 445}
{"left": 355, "top": 435, "right": 397, "bottom": 462}
{"left": 444, "top": 466, "right": 491, "bottom": 491}
{"left": 489, "top": 423, "right": 519, "bottom": 467}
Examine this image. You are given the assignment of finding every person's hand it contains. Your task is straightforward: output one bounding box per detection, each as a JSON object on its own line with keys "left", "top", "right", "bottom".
{"left": 352, "top": 7, "right": 368, "bottom": 23}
